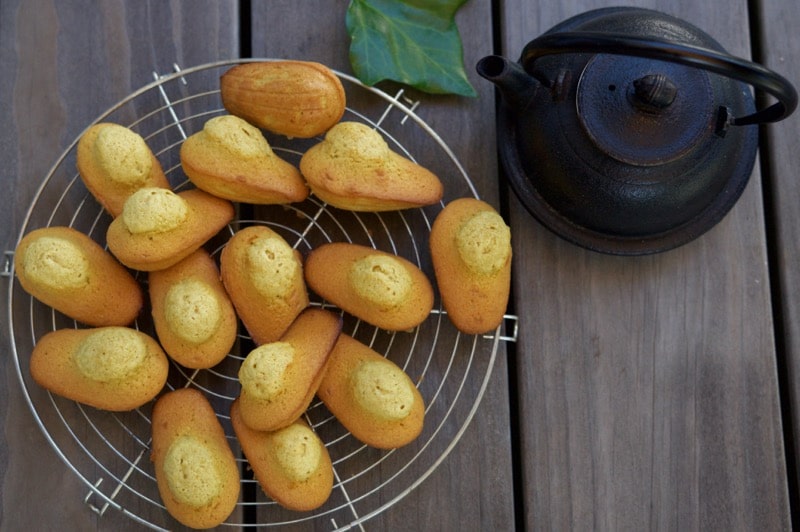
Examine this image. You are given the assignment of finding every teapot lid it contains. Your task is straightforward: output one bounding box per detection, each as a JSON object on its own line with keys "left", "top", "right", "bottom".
{"left": 480, "top": 7, "right": 797, "bottom": 255}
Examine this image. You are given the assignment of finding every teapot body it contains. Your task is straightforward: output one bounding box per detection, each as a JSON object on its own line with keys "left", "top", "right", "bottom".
{"left": 483, "top": 7, "right": 760, "bottom": 255}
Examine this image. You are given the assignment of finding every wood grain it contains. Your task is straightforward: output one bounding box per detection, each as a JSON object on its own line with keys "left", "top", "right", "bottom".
{"left": 498, "top": 0, "right": 790, "bottom": 529}
{"left": 758, "top": 0, "right": 800, "bottom": 510}
{"left": 0, "top": 1, "right": 238, "bottom": 530}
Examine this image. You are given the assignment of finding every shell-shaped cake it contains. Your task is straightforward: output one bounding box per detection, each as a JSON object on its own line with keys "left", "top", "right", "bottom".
{"left": 317, "top": 333, "right": 425, "bottom": 449}
{"left": 151, "top": 388, "right": 240, "bottom": 529}
{"left": 149, "top": 249, "right": 237, "bottom": 369}
{"left": 15, "top": 226, "right": 143, "bottom": 327}
{"left": 30, "top": 326, "right": 168, "bottom": 411}
{"left": 76, "top": 122, "right": 170, "bottom": 217}
{"left": 106, "top": 187, "right": 234, "bottom": 272}
{"left": 304, "top": 242, "right": 434, "bottom": 331}
{"left": 231, "top": 404, "right": 333, "bottom": 511}
{"left": 430, "top": 198, "right": 511, "bottom": 334}
{"left": 220, "top": 225, "right": 309, "bottom": 345}
{"left": 300, "top": 121, "right": 443, "bottom": 211}
{"left": 181, "top": 114, "right": 308, "bottom": 204}
{"left": 236, "top": 308, "right": 342, "bottom": 432}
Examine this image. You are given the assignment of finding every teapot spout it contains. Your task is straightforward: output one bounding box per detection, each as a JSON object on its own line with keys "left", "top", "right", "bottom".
{"left": 477, "top": 55, "right": 540, "bottom": 110}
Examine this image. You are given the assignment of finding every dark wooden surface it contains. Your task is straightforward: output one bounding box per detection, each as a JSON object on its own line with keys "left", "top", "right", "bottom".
{"left": 1, "top": 0, "right": 797, "bottom": 530}
{"left": 761, "top": 0, "right": 800, "bottom": 520}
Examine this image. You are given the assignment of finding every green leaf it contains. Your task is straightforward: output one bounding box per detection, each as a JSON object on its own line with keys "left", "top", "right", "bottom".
{"left": 346, "top": 0, "right": 477, "bottom": 97}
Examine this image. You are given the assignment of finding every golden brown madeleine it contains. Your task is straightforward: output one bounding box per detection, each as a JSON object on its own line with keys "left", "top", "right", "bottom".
{"left": 76, "top": 122, "right": 170, "bottom": 217}
{"left": 180, "top": 114, "right": 308, "bottom": 204}
{"left": 299, "top": 121, "right": 444, "bottom": 211}
{"left": 220, "top": 60, "right": 345, "bottom": 138}
{"left": 219, "top": 225, "right": 308, "bottom": 345}
{"left": 317, "top": 334, "right": 424, "bottom": 449}
{"left": 30, "top": 326, "right": 168, "bottom": 411}
{"left": 430, "top": 198, "right": 512, "bottom": 334}
{"left": 106, "top": 187, "right": 234, "bottom": 272}
{"left": 231, "top": 401, "right": 333, "bottom": 511}
{"left": 304, "top": 242, "right": 434, "bottom": 331}
{"left": 151, "top": 388, "right": 240, "bottom": 529}
{"left": 15, "top": 226, "right": 143, "bottom": 327}
{"left": 148, "top": 249, "right": 237, "bottom": 369}
{"left": 236, "top": 308, "right": 342, "bottom": 432}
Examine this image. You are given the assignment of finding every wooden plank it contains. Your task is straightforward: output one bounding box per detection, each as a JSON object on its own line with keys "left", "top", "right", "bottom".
{"left": 757, "top": 0, "right": 800, "bottom": 504}
{"left": 497, "top": 0, "right": 790, "bottom": 529}
{"left": 244, "top": 1, "right": 516, "bottom": 530}
{"left": 0, "top": 1, "right": 239, "bottom": 530}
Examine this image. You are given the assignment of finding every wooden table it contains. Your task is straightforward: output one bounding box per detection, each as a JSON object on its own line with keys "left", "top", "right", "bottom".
{"left": 1, "top": 0, "right": 797, "bottom": 530}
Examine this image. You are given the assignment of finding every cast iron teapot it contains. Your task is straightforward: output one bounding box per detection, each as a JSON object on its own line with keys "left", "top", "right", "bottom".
{"left": 477, "top": 7, "right": 797, "bottom": 255}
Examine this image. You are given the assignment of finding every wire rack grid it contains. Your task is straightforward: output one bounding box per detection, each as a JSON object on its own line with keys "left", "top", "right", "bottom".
{"left": 6, "top": 59, "right": 517, "bottom": 530}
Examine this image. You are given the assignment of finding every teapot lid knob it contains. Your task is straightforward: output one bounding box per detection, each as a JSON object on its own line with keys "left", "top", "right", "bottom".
{"left": 632, "top": 74, "right": 677, "bottom": 111}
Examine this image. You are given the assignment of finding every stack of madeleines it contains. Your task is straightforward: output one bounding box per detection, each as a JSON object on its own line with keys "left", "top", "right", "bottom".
{"left": 14, "top": 59, "right": 512, "bottom": 529}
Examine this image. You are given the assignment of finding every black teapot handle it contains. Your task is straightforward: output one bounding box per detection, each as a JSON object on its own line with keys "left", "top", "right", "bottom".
{"left": 521, "top": 31, "right": 797, "bottom": 127}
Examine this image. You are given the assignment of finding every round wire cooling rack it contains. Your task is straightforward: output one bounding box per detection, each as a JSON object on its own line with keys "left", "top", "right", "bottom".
{"left": 7, "top": 59, "right": 517, "bottom": 530}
